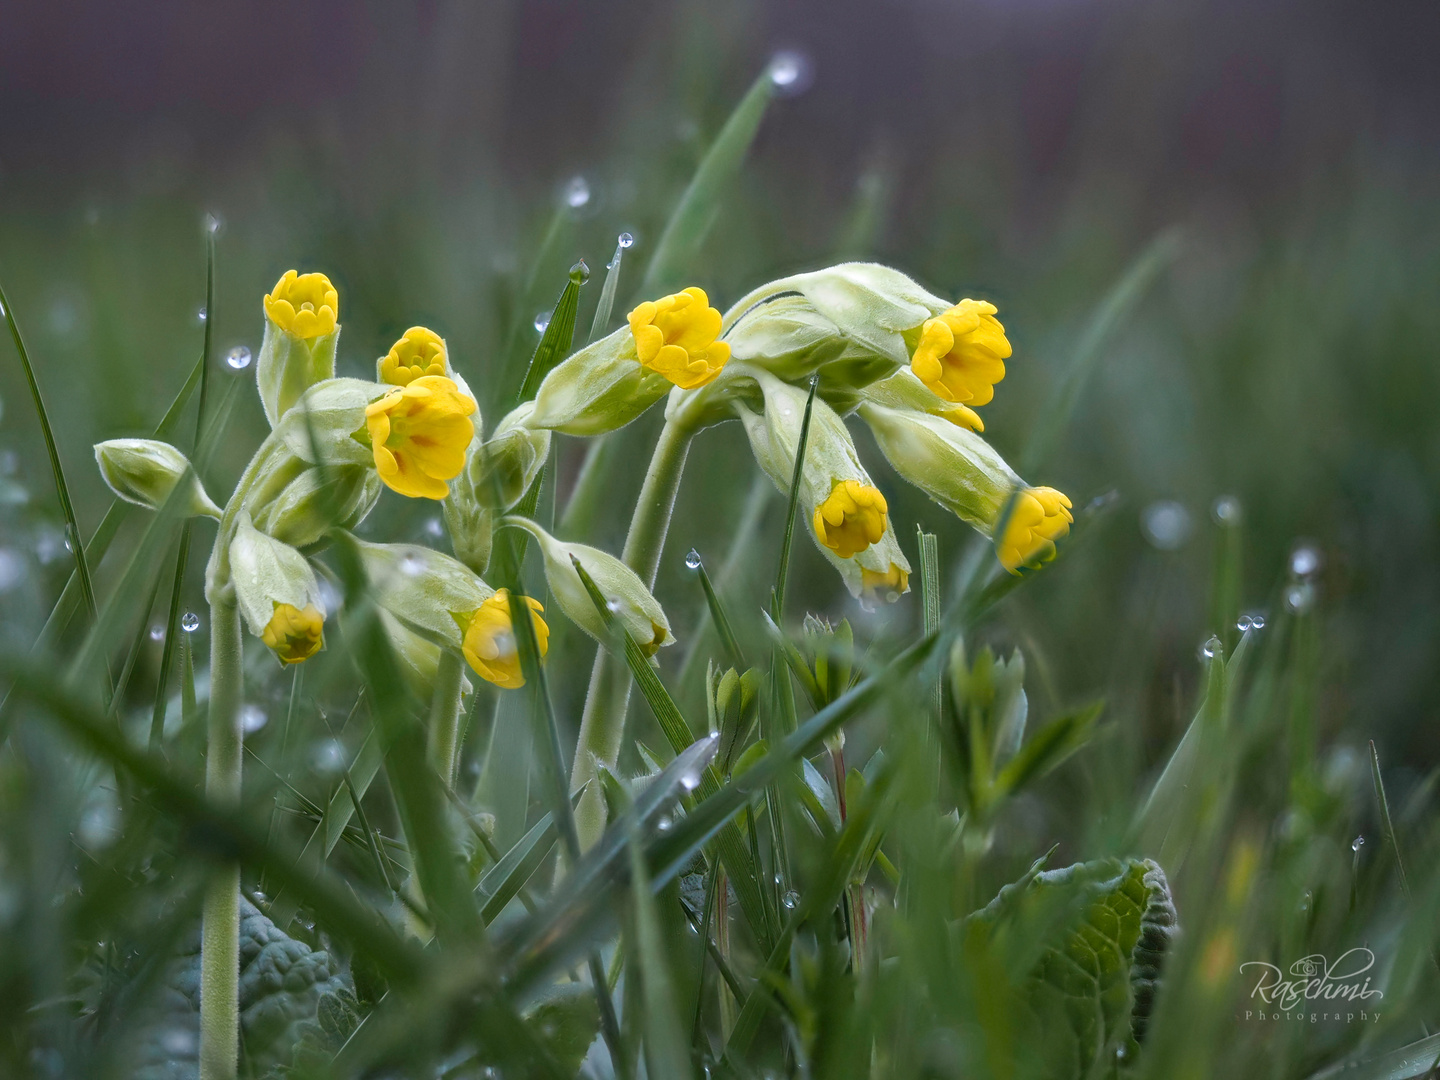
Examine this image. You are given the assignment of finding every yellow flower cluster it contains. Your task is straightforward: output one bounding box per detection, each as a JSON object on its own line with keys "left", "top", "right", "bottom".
{"left": 910, "top": 299, "right": 1011, "bottom": 407}
{"left": 379, "top": 326, "right": 449, "bottom": 386}
{"left": 365, "top": 376, "right": 478, "bottom": 499}
{"left": 813, "top": 479, "right": 888, "bottom": 560}
{"left": 462, "top": 590, "right": 550, "bottom": 689}
{"left": 261, "top": 603, "right": 325, "bottom": 664}
{"left": 628, "top": 287, "right": 730, "bottom": 389}
{"left": 264, "top": 270, "right": 339, "bottom": 339}
{"left": 997, "top": 487, "right": 1074, "bottom": 573}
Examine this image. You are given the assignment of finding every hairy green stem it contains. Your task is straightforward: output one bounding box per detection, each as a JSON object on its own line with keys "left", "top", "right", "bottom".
{"left": 200, "top": 595, "right": 243, "bottom": 1080}
{"left": 427, "top": 650, "right": 468, "bottom": 785}
{"left": 570, "top": 415, "right": 694, "bottom": 849}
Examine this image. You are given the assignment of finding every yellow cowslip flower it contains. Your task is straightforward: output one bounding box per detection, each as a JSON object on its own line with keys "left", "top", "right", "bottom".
{"left": 909, "top": 299, "right": 1011, "bottom": 406}
{"left": 628, "top": 286, "right": 730, "bottom": 389}
{"left": 365, "top": 375, "right": 477, "bottom": 500}
{"left": 997, "top": 487, "right": 1073, "bottom": 573}
{"left": 813, "top": 479, "right": 888, "bottom": 560}
{"left": 861, "top": 563, "right": 909, "bottom": 602}
{"left": 261, "top": 603, "right": 324, "bottom": 664}
{"left": 379, "top": 327, "right": 448, "bottom": 386}
{"left": 264, "top": 270, "right": 339, "bottom": 339}
{"left": 462, "top": 589, "right": 549, "bottom": 690}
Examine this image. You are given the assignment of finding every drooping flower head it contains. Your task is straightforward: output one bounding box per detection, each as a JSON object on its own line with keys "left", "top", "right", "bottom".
{"left": 909, "top": 299, "right": 1011, "bottom": 406}
{"left": 379, "top": 327, "right": 449, "bottom": 386}
{"left": 365, "top": 375, "right": 477, "bottom": 499}
{"left": 462, "top": 589, "right": 549, "bottom": 690}
{"left": 813, "top": 479, "right": 888, "bottom": 559}
{"left": 261, "top": 603, "right": 325, "bottom": 664}
{"left": 997, "top": 487, "right": 1073, "bottom": 573}
{"left": 628, "top": 287, "right": 730, "bottom": 389}
{"left": 264, "top": 271, "right": 339, "bottom": 340}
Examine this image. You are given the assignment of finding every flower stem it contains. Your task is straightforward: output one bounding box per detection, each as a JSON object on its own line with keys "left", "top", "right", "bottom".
{"left": 570, "top": 415, "right": 694, "bottom": 849}
{"left": 427, "top": 649, "right": 468, "bottom": 785}
{"left": 199, "top": 595, "right": 243, "bottom": 1080}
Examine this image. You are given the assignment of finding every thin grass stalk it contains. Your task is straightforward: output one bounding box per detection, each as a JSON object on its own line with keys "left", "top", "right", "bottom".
{"left": 426, "top": 650, "right": 468, "bottom": 785}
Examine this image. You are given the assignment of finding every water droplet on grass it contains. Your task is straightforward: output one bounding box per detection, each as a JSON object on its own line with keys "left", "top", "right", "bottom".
{"left": 562, "top": 175, "right": 591, "bottom": 210}
{"left": 311, "top": 738, "right": 347, "bottom": 776}
{"left": 225, "top": 345, "right": 251, "bottom": 370}
{"left": 149, "top": 624, "right": 165, "bottom": 641}
{"left": 1199, "top": 635, "right": 1221, "bottom": 660}
{"left": 181, "top": 612, "right": 200, "bottom": 633}
{"left": 241, "top": 705, "right": 268, "bottom": 734}
{"left": 1211, "top": 495, "right": 1242, "bottom": 525}
{"left": 1286, "top": 583, "right": 1316, "bottom": 613}
{"left": 1352, "top": 835, "right": 1365, "bottom": 852}
{"left": 196, "top": 306, "right": 207, "bottom": 322}
{"left": 685, "top": 548, "right": 702, "bottom": 570}
{"left": 203, "top": 212, "right": 223, "bottom": 235}
{"left": 656, "top": 815, "right": 673, "bottom": 832}
{"left": 1140, "top": 500, "right": 1192, "bottom": 550}
{"left": 768, "top": 50, "right": 813, "bottom": 95}
{"left": 1290, "top": 543, "right": 1322, "bottom": 578}
{"left": 533, "top": 311, "right": 551, "bottom": 333}
{"left": 605, "top": 598, "right": 621, "bottom": 613}
{"left": 617, "top": 231, "right": 634, "bottom": 249}
{"left": 424, "top": 517, "right": 443, "bottom": 538}
{"left": 782, "top": 890, "right": 799, "bottom": 909}
{"left": 400, "top": 552, "right": 424, "bottom": 576}
{"left": 680, "top": 771, "right": 700, "bottom": 791}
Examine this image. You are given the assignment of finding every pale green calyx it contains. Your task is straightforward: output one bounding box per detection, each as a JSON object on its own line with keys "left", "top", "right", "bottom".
{"left": 94, "top": 438, "right": 222, "bottom": 520}
{"left": 227, "top": 514, "right": 325, "bottom": 639}
{"left": 275, "top": 378, "right": 383, "bottom": 467}
{"left": 857, "top": 400, "right": 1021, "bottom": 534}
{"left": 526, "top": 325, "right": 670, "bottom": 436}
{"left": 247, "top": 461, "right": 383, "bottom": 549}
{"left": 444, "top": 400, "right": 551, "bottom": 575}
{"left": 348, "top": 537, "right": 493, "bottom": 648}
{"left": 503, "top": 516, "right": 673, "bottom": 657}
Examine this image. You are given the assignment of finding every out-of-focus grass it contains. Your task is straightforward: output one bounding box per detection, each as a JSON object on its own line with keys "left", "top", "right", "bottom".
{"left": 1, "top": 4, "right": 1439, "bottom": 1079}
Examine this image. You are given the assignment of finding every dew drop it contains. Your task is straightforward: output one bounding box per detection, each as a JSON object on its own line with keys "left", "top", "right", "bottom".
{"left": 1286, "top": 582, "right": 1316, "bottom": 614}
{"left": 656, "top": 815, "right": 673, "bottom": 833}
{"left": 767, "top": 50, "right": 813, "bottom": 95}
{"left": 562, "top": 175, "right": 591, "bottom": 210}
{"left": 492, "top": 631, "right": 516, "bottom": 657}
{"left": 605, "top": 597, "right": 621, "bottom": 613}
{"left": 1351, "top": 835, "right": 1365, "bottom": 852}
{"left": 1211, "top": 495, "right": 1242, "bottom": 525}
{"left": 708, "top": 729, "right": 720, "bottom": 740}
{"left": 781, "top": 890, "right": 799, "bottom": 909}
{"left": 196, "top": 306, "right": 207, "bottom": 323}
{"left": 1199, "top": 635, "right": 1222, "bottom": 660}
{"left": 203, "top": 212, "right": 223, "bottom": 235}
{"left": 225, "top": 345, "right": 252, "bottom": 370}
{"left": 399, "top": 552, "right": 425, "bottom": 577}
{"left": 423, "top": 517, "right": 443, "bottom": 538}
{"left": 617, "top": 231, "right": 635, "bottom": 249}
{"left": 1290, "top": 543, "right": 1322, "bottom": 578}
{"left": 684, "top": 548, "right": 702, "bottom": 570}
{"left": 149, "top": 623, "right": 165, "bottom": 642}
{"left": 570, "top": 258, "right": 590, "bottom": 285}
{"left": 1115, "top": 1045, "right": 1128, "bottom": 1061}
{"left": 240, "top": 705, "right": 268, "bottom": 734}
{"left": 1248, "top": 612, "right": 1266, "bottom": 630}
{"left": 1237, "top": 615, "right": 1253, "bottom": 632}
{"left": 310, "top": 738, "right": 347, "bottom": 776}
{"left": 181, "top": 611, "right": 201, "bottom": 633}
{"left": 680, "top": 771, "right": 700, "bottom": 792}
{"left": 533, "top": 311, "right": 551, "bottom": 333}
{"left": 1140, "top": 500, "right": 1192, "bottom": 551}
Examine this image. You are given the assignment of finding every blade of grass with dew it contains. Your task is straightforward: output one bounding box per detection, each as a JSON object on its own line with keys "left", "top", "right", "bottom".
{"left": 695, "top": 554, "right": 746, "bottom": 670}
{"left": 106, "top": 569, "right": 165, "bottom": 719}
{"left": 1370, "top": 740, "right": 1413, "bottom": 898}
{"left": 770, "top": 375, "right": 818, "bottom": 622}
{"left": 475, "top": 809, "right": 560, "bottom": 924}
{"left": 1020, "top": 229, "right": 1181, "bottom": 476}
{"left": 0, "top": 276, "right": 101, "bottom": 624}
{"left": 628, "top": 827, "right": 694, "bottom": 1080}
{"left": 517, "top": 259, "right": 588, "bottom": 404}
{"left": 588, "top": 233, "right": 631, "bottom": 343}
{"left": 503, "top": 569, "right": 625, "bottom": 1069}
{"left": 572, "top": 556, "right": 775, "bottom": 947}
{"left": 643, "top": 65, "right": 777, "bottom": 292}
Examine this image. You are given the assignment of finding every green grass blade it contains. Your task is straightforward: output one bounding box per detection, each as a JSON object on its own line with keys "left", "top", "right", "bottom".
{"left": 0, "top": 276, "right": 101, "bottom": 623}
{"left": 642, "top": 67, "right": 776, "bottom": 293}
{"left": 628, "top": 828, "right": 695, "bottom": 1080}
{"left": 771, "top": 375, "right": 818, "bottom": 622}
{"left": 518, "top": 260, "right": 588, "bottom": 404}
{"left": 589, "top": 235, "right": 630, "bottom": 343}
{"left": 1020, "top": 229, "right": 1180, "bottom": 476}
{"left": 148, "top": 525, "right": 192, "bottom": 749}
{"left": 476, "top": 809, "right": 559, "bottom": 924}
{"left": 694, "top": 553, "right": 746, "bottom": 669}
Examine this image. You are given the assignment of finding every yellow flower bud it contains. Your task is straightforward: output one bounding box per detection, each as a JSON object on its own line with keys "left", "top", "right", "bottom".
{"left": 379, "top": 326, "right": 449, "bottom": 386}
{"left": 997, "top": 487, "right": 1073, "bottom": 573}
{"left": 94, "top": 438, "right": 221, "bottom": 519}
{"left": 261, "top": 603, "right": 324, "bottom": 664}
{"left": 861, "top": 564, "right": 909, "bottom": 603}
{"left": 264, "top": 271, "right": 339, "bottom": 338}
{"left": 909, "top": 299, "right": 1011, "bottom": 406}
{"left": 258, "top": 271, "right": 342, "bottom": 428}
{"left": 462, "top": 589, "right": 549, "bottom": 690}
{"left": 813, "top": 479, "right": 888, "bottom": 559}
{"left": 628, "top": 286, "right": 730, "bottom": 389}
{"left": 365, "top": 375, "right": 477, "bottom": 500}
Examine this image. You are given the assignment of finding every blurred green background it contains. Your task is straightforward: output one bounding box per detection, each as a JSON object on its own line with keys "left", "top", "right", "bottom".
{"left": 1, "top": 0, "right": 1438, "bottom": 834}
